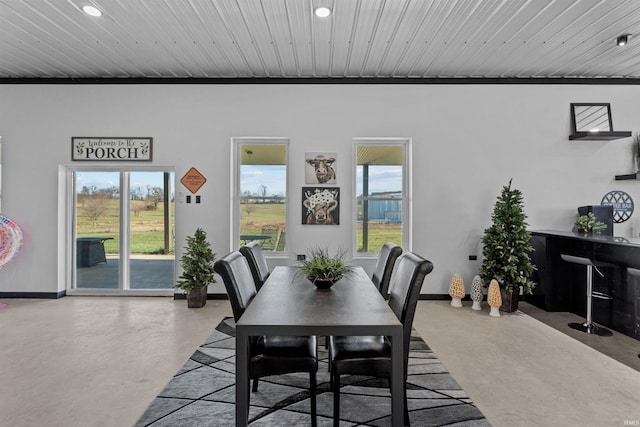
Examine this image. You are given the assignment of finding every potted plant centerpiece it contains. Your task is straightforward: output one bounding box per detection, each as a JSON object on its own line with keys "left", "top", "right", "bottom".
{"left": 176, "top": 227, "right": 216, "bottom": 308}
{"left": 480, "top": 179, "right": 537, "bottom": 312}
{"left": 298, "top": 247, "right": 352, "bottom": 289}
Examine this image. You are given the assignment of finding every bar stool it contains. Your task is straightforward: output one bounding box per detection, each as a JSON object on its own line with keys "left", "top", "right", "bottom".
{"left": 560, "top": 254, "right": 615, "bottom": 336}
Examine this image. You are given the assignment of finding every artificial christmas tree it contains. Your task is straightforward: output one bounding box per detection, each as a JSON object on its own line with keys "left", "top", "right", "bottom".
{"left": 480, "top": 179, "right": 536, "bottom": 312}
{"left": 176, "top": 227, "right": 216, "bottom": 308}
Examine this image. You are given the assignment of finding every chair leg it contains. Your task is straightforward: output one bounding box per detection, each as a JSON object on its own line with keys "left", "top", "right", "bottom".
{"left": 328, "top": 347, "right": 332, "bottom": 389}
{"left": 310, "top": 372, "right": 317, "bottom": 427}
{"left": 333, "top": 373, "right": 340, "bottom": 427}
{"left": 403, "top": 385, "right": 409, "bottom": 426}
{"left": 252, "top": 378, "right": 259, "bottom": 392}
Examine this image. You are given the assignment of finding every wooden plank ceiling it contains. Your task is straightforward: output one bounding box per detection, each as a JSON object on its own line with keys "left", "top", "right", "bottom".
{"left": 1, "top": 0, "right": 640, "bottom": 80}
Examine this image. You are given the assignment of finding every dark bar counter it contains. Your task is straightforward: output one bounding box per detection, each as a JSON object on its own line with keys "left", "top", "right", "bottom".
{"left": 530, "top": 230, "right": 640, "bottom": 340}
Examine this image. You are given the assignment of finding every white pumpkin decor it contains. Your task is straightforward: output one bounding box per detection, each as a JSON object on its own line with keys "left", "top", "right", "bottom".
{"left": 470, "top": 275, "right": 483, "bottom": 311}
{"left": 448, "top": 273, "right": 465, "bottom": 308}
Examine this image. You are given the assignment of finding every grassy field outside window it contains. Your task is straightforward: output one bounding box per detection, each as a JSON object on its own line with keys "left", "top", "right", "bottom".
{"left": 76, "top": 198, "right": 175, "bottom": 254}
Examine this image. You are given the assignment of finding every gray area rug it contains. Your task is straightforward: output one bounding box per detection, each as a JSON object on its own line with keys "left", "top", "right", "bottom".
{"left": 135, "top": 317, "right": 489, "bottom": 426}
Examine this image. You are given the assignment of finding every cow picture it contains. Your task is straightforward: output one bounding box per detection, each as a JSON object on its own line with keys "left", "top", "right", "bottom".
{"left": 302, "top": 187, "right": 340, "bottom": 225}
{"left": 305, "top": 152, "right": 336, "bottom": 185}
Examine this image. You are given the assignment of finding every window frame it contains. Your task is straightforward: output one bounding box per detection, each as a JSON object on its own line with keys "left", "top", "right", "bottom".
{"left": 352, "top": 138, "right": 412, "bottom": 257}
{"left": 231, "top": 137, "right": 290, "bottom": 255}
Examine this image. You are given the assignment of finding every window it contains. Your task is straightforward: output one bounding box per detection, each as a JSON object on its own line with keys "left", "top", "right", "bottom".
{"left": 354, "top": 139, "right": 410, "bottom": 254}
{"left": 233, "top": 139, "right": 288, "bottom": 252}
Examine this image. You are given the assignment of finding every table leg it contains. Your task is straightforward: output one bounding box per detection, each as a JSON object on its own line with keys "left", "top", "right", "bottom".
{"left": 236, "top": 328, "right": 249, "bottom": 427}
{"left": 390, "top": 330, "right": 403, "bottom": 427}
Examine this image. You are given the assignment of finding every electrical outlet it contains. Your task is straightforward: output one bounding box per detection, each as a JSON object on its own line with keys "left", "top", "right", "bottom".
{"left": 297, "top": 254, "right": 306, "bottom": 261}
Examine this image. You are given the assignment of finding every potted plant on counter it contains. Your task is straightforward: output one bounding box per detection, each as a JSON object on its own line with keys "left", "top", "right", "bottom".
{"left": 480, "top": 179, "right": 537, "bottom": 312}
{"left": 574, "top": 212, "right": 607, "bottom": 235}
{"left": 176, "top": 227, "right": 216, "bottom": 308}
{"left": 298, "top": 246, "right": 352, "bottom": 289}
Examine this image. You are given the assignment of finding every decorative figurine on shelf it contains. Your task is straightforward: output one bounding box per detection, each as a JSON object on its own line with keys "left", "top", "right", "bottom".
{"left": 487, "top": 279, "right": 502, "bottom": 317}
{"left": 448, "top": 273, "right": 465, "bottom": 308}
{"left": 470, "top": 275, "right": 483, "bottom": 311}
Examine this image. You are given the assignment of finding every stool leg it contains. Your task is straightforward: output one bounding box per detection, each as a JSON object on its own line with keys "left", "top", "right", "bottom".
{"left": 568, "top": 264, "right": 613, "bottom": 337}
{"left": 585, "top": 265, "right": 593, "bottom": 332}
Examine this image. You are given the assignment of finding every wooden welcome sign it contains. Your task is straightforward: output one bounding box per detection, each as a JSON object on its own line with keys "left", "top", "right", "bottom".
{"left": 72, "top": 137, "right": 152, "bottom": 161}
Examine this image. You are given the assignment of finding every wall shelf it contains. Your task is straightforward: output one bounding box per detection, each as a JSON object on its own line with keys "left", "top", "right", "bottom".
{"left": 569, "top": 131, "right": 632, "bottom": 141}
{"left": 615, "top": 173, "right": 640, "bottom": 181}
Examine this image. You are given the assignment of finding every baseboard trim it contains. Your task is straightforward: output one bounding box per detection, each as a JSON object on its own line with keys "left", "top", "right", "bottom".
{"left": 0, "top": 291, "right": 66, "bottom": 299}
{"left": 173, "top": 293, "right": 228, "bottom": 300}
{"left": 418, "top": 294, "right": 509, "bottom": 301}
{"left": 172, "top": 293, "right": 456, "bottom": 301}
{"left": 0, "top": 292, "right": 472, "bottom": 301}
{"left": 419, "top": 294, "right": 451, "bottom": 300}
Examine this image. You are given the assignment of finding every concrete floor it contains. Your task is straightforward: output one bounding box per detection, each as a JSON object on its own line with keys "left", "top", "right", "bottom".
{"left": 0, "top": 297, "right": 638, "bottom": 427}
{"left": 414, "top": 301, "right": 640, "bottom": 427}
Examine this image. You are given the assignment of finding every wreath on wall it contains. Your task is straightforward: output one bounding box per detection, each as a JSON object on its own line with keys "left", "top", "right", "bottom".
{"left": 0, "top": 215, "right": 23, "bottom": 269}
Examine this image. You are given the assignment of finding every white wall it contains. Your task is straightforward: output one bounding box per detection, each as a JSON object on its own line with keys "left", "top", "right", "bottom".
{"left": 1, "top": 83, "right": 640, "bottom": 295}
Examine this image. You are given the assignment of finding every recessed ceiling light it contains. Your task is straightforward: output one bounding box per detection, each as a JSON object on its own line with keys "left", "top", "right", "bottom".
{"left": 82, "top": 5, "right": 102, "bottom": 17}
{"left": 617, "top": 34, "right": 630, "bottom": 46}
{"left": 314, "top": 6, "right": 332, "bottom": 18}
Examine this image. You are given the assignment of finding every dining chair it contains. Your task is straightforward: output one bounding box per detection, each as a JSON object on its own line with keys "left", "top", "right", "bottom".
{"left": 371, "top": 242, "right": 403, "bottom": 298}
{"left": 213, "top": 251, "right": 318, "bottom": 426}
{"left": 239, "top": 242, "right": 270, "bottom": 291}
{"left": 328, "top": 251, "right": 433, "bottom": 427}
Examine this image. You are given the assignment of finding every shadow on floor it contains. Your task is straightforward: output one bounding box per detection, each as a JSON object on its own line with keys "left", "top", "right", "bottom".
{"left": 519, "top": 302, "right": 640, "bottom": 373}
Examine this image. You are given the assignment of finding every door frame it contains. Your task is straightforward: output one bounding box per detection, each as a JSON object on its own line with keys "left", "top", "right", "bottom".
{"left": 61, "top": 165, "right": 175, "bottom": 296}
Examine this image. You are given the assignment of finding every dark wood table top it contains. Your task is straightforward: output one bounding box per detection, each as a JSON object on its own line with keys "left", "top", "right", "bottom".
{"left": 237, "top": 266, "right": 400, "bottom": 335}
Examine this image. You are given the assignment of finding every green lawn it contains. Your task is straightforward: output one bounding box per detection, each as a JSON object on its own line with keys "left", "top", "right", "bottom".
{"left": 240, "top": 203, "right": 286, "bottom": 233}
{"left": 76, "top": 199, "right": 174, "bottom": 254}
{"left": 356, "top": 223, "right": 402, "bottom": 253}
{"left": 240, "top": 203, "right": 402, "bottom": 252}
{"left": 76, "top": 200, "right": 402, "bottom": 254}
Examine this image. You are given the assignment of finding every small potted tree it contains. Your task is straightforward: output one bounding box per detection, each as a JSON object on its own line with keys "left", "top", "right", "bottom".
{"left": 176, "top": 227, "right": 216, "bottom": 308}
{"left": 480, "top": 179, "right": 536, "bottom": 312}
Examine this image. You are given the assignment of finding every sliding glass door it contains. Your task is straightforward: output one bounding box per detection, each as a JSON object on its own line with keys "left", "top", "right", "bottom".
{"left": 128, "top": 171, "right": 174, "bottom": 290}
{"left": 72, "top": 169, "right": 174, "bottom": 293}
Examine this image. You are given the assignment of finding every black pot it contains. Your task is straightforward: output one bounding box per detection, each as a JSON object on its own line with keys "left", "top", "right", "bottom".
{"left": 309, "top": 276, "right": 342, "bottom": 289}
{"left": 500, "top": 287, "right": 520, "bottom": 312}
{"left": 187, "top": 286, "right": 207, "bottom": 308}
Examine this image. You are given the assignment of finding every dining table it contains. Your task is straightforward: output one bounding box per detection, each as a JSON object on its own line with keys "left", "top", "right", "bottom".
{"left": 235, "top": 265, "right": 404, "bottom": 426}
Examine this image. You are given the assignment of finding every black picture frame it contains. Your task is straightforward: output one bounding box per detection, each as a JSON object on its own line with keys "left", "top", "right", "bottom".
{"left": 570, "top": 103, "right": 612, "bottom": 134}
{"left": 302, "top": 187, "right": 340, "bottom": 225}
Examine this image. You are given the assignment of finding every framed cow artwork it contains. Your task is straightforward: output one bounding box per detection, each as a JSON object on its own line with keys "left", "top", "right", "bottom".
{"left": 305, "top": 152, "right": 336, "bottom": 185}
{"left": 302, "top": 187, "right": 340, "bottom": 225}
